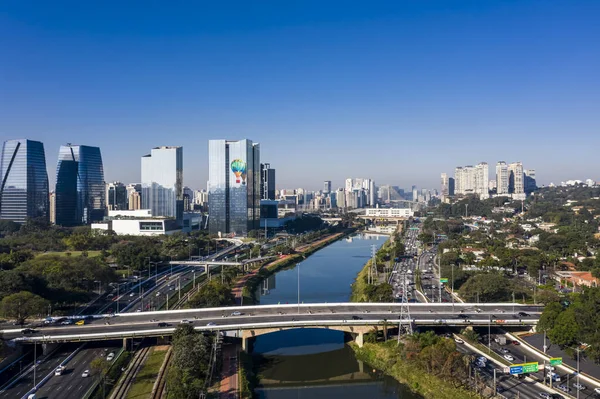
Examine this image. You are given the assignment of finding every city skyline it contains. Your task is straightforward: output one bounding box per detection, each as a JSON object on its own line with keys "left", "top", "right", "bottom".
{"left": 2, "top": 2, "right": 599, "bottom": 189}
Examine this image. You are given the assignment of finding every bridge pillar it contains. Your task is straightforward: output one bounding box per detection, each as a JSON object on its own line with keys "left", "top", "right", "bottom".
{"left": 42, "top": 343, "right": 59, "bottom": 355}
{"left": 123, "top": 338, "right": 131, "bottom": 350}
{"left": 358, "top": 359, "right": 364, "bottom": 374}
{"left": 355, "top": 332, "right": 364, "bottom": 348}
{"left": 241, "top": 336, "right": 249, "bottom": 352}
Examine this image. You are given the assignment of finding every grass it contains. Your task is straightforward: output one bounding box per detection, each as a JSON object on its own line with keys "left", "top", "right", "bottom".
{"left": 36, "top": 250, "right": 102, "bottom": 258}
{"left": 352, "top": 341, "right": 481, "bottom": 399}
{"left": 125, "top": 347, "right": 168, "bottom": 399}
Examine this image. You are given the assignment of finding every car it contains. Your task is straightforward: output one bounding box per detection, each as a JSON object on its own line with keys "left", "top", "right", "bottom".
{"left": 475, "top": 361, "right": 486, "bottom": 368}
{"left": 130, "top": 292, "right": 135, "bottom": 297}
{"left": 477, "top": 356, "right": 487, "bottom": 363}
{"left": 61, "top": 319, "right": 74, "bottom": 325}
{"left": 517, "top": 312, "right": 529, "bottom": 317}
{"left": 573, "top": 383, "right": 586, "bottom": 390}
{"left": 352, "top": 316, "right": 362, "bottom": 320}
{"left": 206, "top": 322, "right": 216, "bottom": 326}
{"left": 557, "top": 385, "right": 570, "bottom": 393}
{"left": 158, "top": 322, "right": 168, "bottom": 327}
{"left": 595, "top": 387, "right": 600, "bottom": 394}
{"left": 539, "top": 393, "right": 551, "bottom": 399}
{"left": 55, "top": 366, "right": 65, "bottom": 376}
{"left": 503, "top": 354, "right": 514, "bottom": 361}
{"left": 512, "top": 340, "right": 520, "bottom": 345}
{"left": 180, "top": 319, "right": 192, "bottom": 324}
{"left": 454, "top": 338, "right": 464, "bottom": 344}
{"left": 155, "top": 292, "right": 161, "bottom": 297}
{"left": 500, "top": 348, "right": 510, "bottom": 354}
{"left": 107, "top": 352, "right": 115, "bottom": 361}
{"left": 231, "top": 311, "right": 242, "bottom": 316}
{"left": 21, "top": 328, "right": 37, "bottom": 334}
{"left": 82, "top": 370, "right": 90, "bottom": 378}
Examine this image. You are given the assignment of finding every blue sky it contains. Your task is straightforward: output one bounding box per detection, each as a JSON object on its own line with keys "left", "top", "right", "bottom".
{"left": 1, "top": 1, "right": 599, "bottom": 191}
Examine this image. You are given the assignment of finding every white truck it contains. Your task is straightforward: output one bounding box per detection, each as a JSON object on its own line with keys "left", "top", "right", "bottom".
{"left": 494, "top": 336, "right": 507, "bottom": 345}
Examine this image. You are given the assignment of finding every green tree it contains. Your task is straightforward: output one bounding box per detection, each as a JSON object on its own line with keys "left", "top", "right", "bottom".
{"left": 187, "top": 280, "right": 234, "bottom": 308}
{"left": 0, "top": 291, "right": 49, "bottom": 325}
{"left": 90, "top": 357, "right": 111, "bottom": 398}
{"left": 548, "top": 308, "right": 580, "bottom": 348}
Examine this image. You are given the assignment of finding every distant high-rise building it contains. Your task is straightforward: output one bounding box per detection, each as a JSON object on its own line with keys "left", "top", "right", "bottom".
{"left": 448, "top": 178, "right": 455, "bottom": 196}
{"left": 183, "top": 186, "right": 194, "bottom": 211}
{"left": 323, "top": 180, "right": 331, "bottom": 194}
{"left": 0, "top": 139, "right": 50, "bottom": 223}
{"left": 260, "top": 163, "right": 276, "bottom": 200}
{"left": 55, "top": 144, "right": 105, "bottom": 226}
{"left": 49, "top": 191, "right": 56, "bottom": 224}
{"left": 412, "top": 185, "right": 418, "bottom": 201}
{"left": 141, "top": 146, "right": 183, "bottom": 220}
{"left": 454, "top": 163, "right": 488, "bottom": 199}
{"left": 336, "top": 188, "right": 346, "bottom": 209}
{"left": 208, "top": 139, "right": 260, "bottom": 236}
{"left": 128, "top": 191, "right": 141, "bottom": 210}
{"left": 344, "top": 178, "right": 374, "bottom": 208}
{"left": 474, "top": 162, "right": 489, "bottom": 199}
{"left": 106, "top": 181, "right": 127, "bottom": 211}
{"left": 524, "top": 169, "right": 537, "bottom": 194}
{"left": 496, "top": 161, "right": 509, "bottom": 195}
{"left": 508, "top": 162, "right": 524, "bottom": 196}
{"left": 441, "top": 173, "right": 449, "bottom": 198}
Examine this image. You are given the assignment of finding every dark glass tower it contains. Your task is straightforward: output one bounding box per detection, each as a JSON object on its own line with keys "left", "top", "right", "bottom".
{"left": 0, "top": 139, "right": 50, "bottom": 223}
{"left": 208, "top": 139, "right": 260, "bottom": 236}
{"left": 55, "top": 144, "right": 105, "bottom": 226}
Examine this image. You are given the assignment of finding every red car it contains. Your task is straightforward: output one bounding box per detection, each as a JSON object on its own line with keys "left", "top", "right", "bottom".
{"left": 512, "top": 340, "right": 520, "bottom": 345}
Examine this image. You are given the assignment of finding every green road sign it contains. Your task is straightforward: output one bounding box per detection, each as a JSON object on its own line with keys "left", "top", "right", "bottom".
{"left": 440, "top": 278, "right": 449, "bottom": 283}
{"left": 509, "top": 362, "right": 539, "bottom": 375}
{"left": 550, "top": 358, "right": 563, "bottom": 366}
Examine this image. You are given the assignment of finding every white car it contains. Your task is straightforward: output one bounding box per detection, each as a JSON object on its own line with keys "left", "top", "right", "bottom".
{"left": 82, "top": 370, "right": 90, "bottom": 378}
{"left": 107, "top": 352, "right": 115, "bottom": 361}
{"left": 231, "top": 311, "right": 242, "bottom": 316}
{"left": 454, "top": 338, "right": 464, "bottom": 344}
{"left": 180, "top": 319, "right": 193, "bottom": 324}
{"left": 503, "top": 354, "right": 514, "bottom": 361}
{"left": 206, "top": 322, "right": 216, "bottom": 327}
{"left": 573, "top": 383, "right": 586, "bottom": 390}
{"left": 594, "top": 387, "right": 600, "bottom": 394}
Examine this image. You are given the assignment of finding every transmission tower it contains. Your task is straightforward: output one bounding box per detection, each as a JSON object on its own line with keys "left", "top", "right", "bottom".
{"left": 397, "top": 266, "right": 413, "bottom": 343}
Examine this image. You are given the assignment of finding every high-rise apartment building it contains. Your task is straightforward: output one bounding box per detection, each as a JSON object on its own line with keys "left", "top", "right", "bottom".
{"left": 323, "top": 180, "right": 331, "bottom": 194}
{"left": 141, "top": 146, "right": 183, "bottom": 221}
{"left": 208, "top": 139, "right": 260, "bottom": 236}
{"left": 106, "top": 181, "right": 127, "bottom": 211}
{"left": 126, "top": 184, "right": 141, "bottom": 210}
{"left": 496, "top": 161, "right": 509, "bottom": 195}
{"left": 0, "top": 139, "right": 50, "bottom": 223}
{"left": 474, "top": 162, "right": 489, "bottom": 199}
{"left": 448, "top": 177, "right": 455, "bottom": 196}
{"left": 260, "top": 163, "right": 276, "bottom": 200}
{"left": 344, "top": 178, "right": 374, "bottom": 208}
{"left": 55, "top": 144, "right": 105, "bottom": 226}
{"left": 454, "top": 163, "right": 489, "bottom": 199}
{"left": 508, "top": 162, "right": 524, "bottom": 196}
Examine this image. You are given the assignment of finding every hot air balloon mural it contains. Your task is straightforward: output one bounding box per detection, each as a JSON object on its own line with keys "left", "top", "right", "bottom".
{"left": 241, "top": 171, "right": 247, "bottom": 185}
{"left": 230, "top": 159, "right": 247, "bottom": 184}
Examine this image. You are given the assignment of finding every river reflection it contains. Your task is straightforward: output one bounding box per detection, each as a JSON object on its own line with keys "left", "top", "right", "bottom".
{"left": 251, "top": 233, "right": 422, "bottom": 399}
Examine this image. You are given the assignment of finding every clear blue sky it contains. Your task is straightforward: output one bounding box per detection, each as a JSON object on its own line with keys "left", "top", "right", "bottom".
{"left": 1, "top": 1, "right": 599, "bottom": 191}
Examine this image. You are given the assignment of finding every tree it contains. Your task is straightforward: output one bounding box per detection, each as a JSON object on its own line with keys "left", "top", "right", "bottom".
{"left": 91, "top": 357, "right": 111, "bottom": 398}
{"left": 188, "top": 280, "right": 234, "bottom": 308}
{"left": 548, "top": 308, "right": 580, "bottom": 348}
{"left": 0, "top": 291, "right": 49, "bottom": 325}
{"left": 458, "top": 273, "right": 511, "bottom": 302}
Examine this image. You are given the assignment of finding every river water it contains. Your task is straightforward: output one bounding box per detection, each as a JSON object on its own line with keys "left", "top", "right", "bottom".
{"left": 252, "top": 233, "right": 421, "bottom": 399}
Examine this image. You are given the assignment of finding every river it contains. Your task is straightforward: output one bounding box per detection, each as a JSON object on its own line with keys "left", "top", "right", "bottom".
{"left": 251, "top": 233, "right": 422, "bottom": 399}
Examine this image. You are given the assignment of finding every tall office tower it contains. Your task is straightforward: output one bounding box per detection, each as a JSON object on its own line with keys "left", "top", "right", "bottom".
{"left": 323, "top": 180, "right": 331, "bottom": 195}
{"left": 183, "top": 186, "right": 194, "bottom": 211}
{"left": 260, "top": 163, "right": 276, "bottom": 200}
{"left": 336, "top": 188, "right": 346, "bottom": 209}
{"left": 454, "top": 167, "right": 463, "bottom": 194}
{"left": 106, "top": 181, "right": 127, "bottom": 211}
{"left": 49, "top": 191, "right": 56, "bottom": 224}
{"left": 448, "top": 177, "right": 455, "bottom": 196}
{"left": 524, "top": 169, "right": 537, "bottom": 194}
{"left": 508, "top": 162, "right": 524, "bottom": 195}
{"left": 367, "top": 180, "right": 376, "bottom": 206}
{"left": 440, "top": 173, "right": 449, "bottom": 198}
{"left": 55, "top": 144, "right": 105, "bottom": 226}
{"left": 474, "top": 162, "right": 489, "bottom": 199}
{"left": 141, "top": 146, "right": 183, "bottom": 220}
{"left": 208, "top": 139, "right": 260, "bottom": 236}
{"left": 488, "top": 180, "right": 497, "bottom": 192}
{"left": 0, "top": 139, "right": 49, "bottom": 223}
{"left": 496, "top": 161, "right": 509, "bottom": 195}
{"left": 411, "top": 185, "right": 417, "bottom": 201}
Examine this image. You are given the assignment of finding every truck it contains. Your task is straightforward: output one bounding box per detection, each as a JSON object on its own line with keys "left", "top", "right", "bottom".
{"left": 494, "top": 336, "right": 507, "bottom": 345}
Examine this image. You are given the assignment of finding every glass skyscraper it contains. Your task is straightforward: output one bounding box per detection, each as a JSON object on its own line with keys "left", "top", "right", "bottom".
{"left": 0, "top": 139, "right": 49, "bottom": 223}
{"left": 141, "top": 146, "right": 183, "bottom": 221}
{"left": 55, "top": 144, "right": 105, "bottom": 226}
{"left": 208, "top": 139, "right": 260, "bottom": 236}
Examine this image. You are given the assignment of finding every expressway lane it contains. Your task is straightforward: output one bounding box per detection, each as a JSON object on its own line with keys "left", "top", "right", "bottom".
{"left": 34, "top": 343, "right": 121, "bottom": 399}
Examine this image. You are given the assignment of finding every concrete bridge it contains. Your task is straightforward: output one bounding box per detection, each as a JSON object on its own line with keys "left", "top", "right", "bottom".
{"left": 2, "top": 303, "right": 542, "bottom": 347}
{"left": 170, "top": 256, "right": 275, "bottom": 273}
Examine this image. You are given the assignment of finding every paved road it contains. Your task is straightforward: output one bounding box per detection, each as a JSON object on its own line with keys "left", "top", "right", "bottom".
{"left": 34, "top": 343, "right": 121, "bottom": 399}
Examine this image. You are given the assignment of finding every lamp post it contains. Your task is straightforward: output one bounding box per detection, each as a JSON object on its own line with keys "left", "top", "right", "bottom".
{"left": 297, "top": 263, "right": 301, "bottom": 314}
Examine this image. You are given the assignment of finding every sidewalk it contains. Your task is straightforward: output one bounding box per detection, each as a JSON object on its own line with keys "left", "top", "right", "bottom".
{"left": 219, "top": 343, "right": 239, "bottom": 399}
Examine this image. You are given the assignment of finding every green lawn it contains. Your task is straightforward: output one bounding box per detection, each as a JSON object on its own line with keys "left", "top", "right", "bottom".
{"left": 125, "top": 347, "right": 168, "bottom": 399}
{"left": 36, "top": 250, "right": 102, "bottom": 258}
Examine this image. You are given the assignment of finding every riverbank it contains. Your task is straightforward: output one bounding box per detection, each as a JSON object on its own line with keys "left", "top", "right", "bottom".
{"left": 351, "top": 342, "right": 481, "bottom": 399}
{"left": 236, "top": 229, "right": 355, "bottom": 305}
{"left": 350, "top": 236, "right": 392, "bottom": 302}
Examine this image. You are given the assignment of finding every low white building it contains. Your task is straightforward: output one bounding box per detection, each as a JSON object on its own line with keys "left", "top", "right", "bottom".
{"left": 364, "top": 208, "right": 414, "bottom": 218}
{"left": 92, "top": 209, "right": 183, "bottom": 236}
